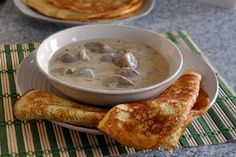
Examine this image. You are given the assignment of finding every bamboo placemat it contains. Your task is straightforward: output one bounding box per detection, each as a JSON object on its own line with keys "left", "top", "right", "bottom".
{"left": 0, "top": 31, "right": 236, "bottom": 157}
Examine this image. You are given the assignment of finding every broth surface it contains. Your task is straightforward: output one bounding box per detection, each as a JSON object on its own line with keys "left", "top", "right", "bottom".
{"left": 49, "top": 39, "right": 169, "bottom": 90}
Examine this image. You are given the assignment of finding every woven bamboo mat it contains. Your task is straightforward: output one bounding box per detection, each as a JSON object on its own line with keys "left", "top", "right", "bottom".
{"left": 0, "top": 31, "right": 236, "bottom": 157}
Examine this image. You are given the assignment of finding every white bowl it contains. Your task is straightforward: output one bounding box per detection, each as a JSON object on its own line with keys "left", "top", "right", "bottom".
{"left": 36, "top": 24, "right": 183, "bottom": 106}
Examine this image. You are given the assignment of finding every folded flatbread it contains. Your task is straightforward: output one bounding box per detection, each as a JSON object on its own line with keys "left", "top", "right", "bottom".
{"left": 14, "top": 89, "right": 108, "bottom": 128}
{"left": 191, "top": 88, "right": 210, "bottom": 116}
{"left": 13, "top": 85, "right": 210, "bottom": 130}
{"left": 23, "top": 0, "right": 143, "bottom": 21}
{"left": 98, "top": 70, "right": 202, "bottom": 151}
{"left": 46, "top": 0, "right": 143, "bottom": 15}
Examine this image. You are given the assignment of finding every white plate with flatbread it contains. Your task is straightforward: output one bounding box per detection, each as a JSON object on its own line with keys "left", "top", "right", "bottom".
{"left": 16, "top": 48, "right": 218, "bottom": 134}
{"left": 14, "top": 0, "right": 155, "bottom": 25}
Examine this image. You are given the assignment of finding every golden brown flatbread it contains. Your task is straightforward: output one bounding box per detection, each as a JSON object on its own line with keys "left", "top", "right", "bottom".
{"left": 13, "top": 87, "right": 210, "bottom": 130}
{"left": 191, "top": 88, "right": 210, "bottom": 116}
{"left": 46, "top": 0, "right": 142, "bottom": 14}
{"left": 23, "top": 0, "right": 143, "bottom": 21}
{"left": 97, "top": 70, "right": 202, "bottom": 151}
{"left": 14, "top": 89, "right": 108, "bottom": 128}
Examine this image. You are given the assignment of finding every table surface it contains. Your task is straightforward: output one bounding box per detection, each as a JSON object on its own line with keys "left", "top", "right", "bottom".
{"left": 0, "top": 0, "right": 236, "bottom": 156}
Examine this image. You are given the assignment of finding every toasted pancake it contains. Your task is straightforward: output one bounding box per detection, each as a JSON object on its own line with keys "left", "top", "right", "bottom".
{"left": 47, "top": 0, "right": 142, "bottom": 14}
{"left": 23, "top": 0, "right": 92, "bottom": 20}
{"left": 23, "top": 0, "right": 143, "bottom": 21}
{"left": 191, "top": 88, "right": 210, "bottom": 116}
{"left": 97, "top": 70, "right": 202, "bottom": 151}
{"left": 14, "top": 89, "right": 108, "bottom": 128}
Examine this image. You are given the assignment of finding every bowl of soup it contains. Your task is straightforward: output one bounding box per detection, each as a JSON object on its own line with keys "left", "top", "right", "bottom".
{"left": 36, "top": 24, "right": 183, "bottom": 106}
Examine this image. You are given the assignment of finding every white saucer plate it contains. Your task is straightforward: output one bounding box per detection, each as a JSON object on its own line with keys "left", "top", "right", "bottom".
{"left": 14, "top": 0, "right": 155, "bottom": 25}
{"left": 16, "top": 49, "right": 218, "bottom": 134}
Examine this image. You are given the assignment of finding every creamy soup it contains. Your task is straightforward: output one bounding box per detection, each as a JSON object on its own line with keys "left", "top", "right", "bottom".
{"left": 49, "top": 39, "right": 169, "bottom": 90}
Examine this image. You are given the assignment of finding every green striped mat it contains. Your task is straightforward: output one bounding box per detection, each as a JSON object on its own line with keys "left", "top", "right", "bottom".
{"left": 0, "top": 31, "right": 236, "bottom": 157}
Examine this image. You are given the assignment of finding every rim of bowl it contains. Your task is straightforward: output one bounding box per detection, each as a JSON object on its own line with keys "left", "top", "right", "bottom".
{"left": 36, "top": 24, "right": 183, "bottom": 95}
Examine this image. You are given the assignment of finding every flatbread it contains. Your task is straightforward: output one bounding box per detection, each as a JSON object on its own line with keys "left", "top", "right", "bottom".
{"left": 46, "top": 0, "right": 142, "bottom": 14}
{"left": 14, "top": 89, "right": 108, "bottom": 128}
{"left": 191, "top": 88, "right": 210, "bottom": 116}
{"left": 23, "top": 0, "right": 143, "bottom": 21}
{"left": 97, "top": 70, "right": 202, "bottom": 151}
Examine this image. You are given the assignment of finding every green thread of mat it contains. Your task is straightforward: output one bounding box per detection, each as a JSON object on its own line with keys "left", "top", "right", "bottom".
{"left": 16, "top": 44, "right": 25, "bottom": 63}
{"left": 5, "top": 51, "right": 21, "bottom": 156}
{"left": 196, "top": 117, "right": 219, "bottom": 144}
{"left": 217, "top": 74, "right": 236, "bottom": 105}
{"left": 186, "top": 124, "right": 204, "bottom": 145}
{"left": 62, "top": 127, "right": 77, "bottom": 157}
{"left": 95, "top": 135, "right": 111, "bottom": 156}
{"left": 81, "top": 133, "right": 98, "bottom": 157}
{"left": 3, "top": 45, "right": 11, "bottom": 54}
{"left": 28, "top": 43, "right": 36, "bottom": 52}
{"left": 216, "top": 97, "right": 236, "bottom": 128}
{"left": 14, "top": 123, "right": 26, "bottom": 155}
{"left": 207, "top": 107, "right": 234, "bottom": 140}
{"left": 181, "top": 126, "right": 236, "bottom": 139}
{"left": 0, "top": 120, "right": 43, "bottom": 126}
{"left": 177, "top": 31, "right": 201, "bottom": 55}
{"left": 4, "top": 45, "right": 13, "bottom": 71}
{"left": 0, "top": 49, "right": 32, "bottom": 54}
{"left": 0, "top": 47, "right": 9, "bottom": 155}
{"left": 0, "top": 70, "right": 17, "bottom": 73}
{"left": 45, "top": 122, "right": 60, "bottom": 157}
{"left": 30, "top": 120, "right": 43, "bottom": 157}
{"left": 4, "top": 51, "right": 17, "bottom": 101}
{"left": 217, "top": 96, "right": 236, "bottom": 102}
{"left": 179, "top": 138, "right": 190, "bottom": 147}
{"left": 114, "top": 141, "right": 127, "bottom": 155}
{"left": 166, "top": 32, "right": 178, "bottom": 43}
{"left": 0, "top": 93, "right": 20, "bottom": 98}
{"left": 4, "top": 49, "right": 25, "bottom": 156}
{"left": 3, "top": 45, "right": 17, "bottom": 156}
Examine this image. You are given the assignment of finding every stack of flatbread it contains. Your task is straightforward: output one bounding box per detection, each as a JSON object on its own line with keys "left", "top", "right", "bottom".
{"left": 23, "top": 0, "right": 144, "bottom": 21}
{"left": 14, "top": 70, "right": 210, "bottom": 151}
